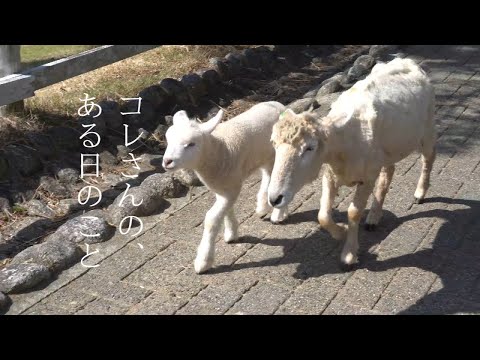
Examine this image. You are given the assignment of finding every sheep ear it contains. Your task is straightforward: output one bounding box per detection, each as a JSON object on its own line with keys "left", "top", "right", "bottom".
{"left": 173, "top": 110, "right": 191, "bottom": 126}
{"left": 200, "top": 109, "right": 224, "bottom": 133}
{"left": 280, "top": 108, "right": 297, "bottom": 120}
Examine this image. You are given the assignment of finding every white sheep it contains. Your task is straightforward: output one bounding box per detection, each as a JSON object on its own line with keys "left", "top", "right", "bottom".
{"left": 162, "top": 102, "right": 288, "bottom": 274}
{"left": 267, "top": 58, "right": 436, "bottom": 268}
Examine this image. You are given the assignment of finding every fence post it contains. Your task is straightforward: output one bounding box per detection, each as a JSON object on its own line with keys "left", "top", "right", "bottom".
{"left": 0, "top": 45, "right": 24, "bottom": 116}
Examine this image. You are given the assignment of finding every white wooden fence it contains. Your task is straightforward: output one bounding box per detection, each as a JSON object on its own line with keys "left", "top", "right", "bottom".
{"left": 0, "top": 45, "right": 160, "bottom": 111}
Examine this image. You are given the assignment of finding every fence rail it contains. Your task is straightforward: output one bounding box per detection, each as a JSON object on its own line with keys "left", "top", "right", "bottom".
{"left": 0, "top": 45, "right": 160, "bottom": 107}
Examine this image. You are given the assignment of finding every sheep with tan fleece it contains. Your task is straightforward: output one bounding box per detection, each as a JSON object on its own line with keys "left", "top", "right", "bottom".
{"left": 267, "top": 58, "right": 436, "bottom": 268}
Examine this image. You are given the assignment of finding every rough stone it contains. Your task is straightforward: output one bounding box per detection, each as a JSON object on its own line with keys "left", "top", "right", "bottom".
{"left": 116, "top": 145, "right": 131, "bottom": 160}
{"left": 174, "top": 169, "right": 203, "bottom": 187}
{"left": 153, "top": 124, "right": 168, "bottom": 143}
{"left": 56, "top": 167, "right": 80, "bottom": 184}
{"left": 105, "top": 173, "right": 186, "bottom": 226}
{"left": 79, "top": 113, "right": 107, "bottom": 137}
{"left": 99, "top": 150, "right": 119, "bottom": 166}
{"left": 224, "top": 53, "right": 243, "bottom": 76}
{"left": 96, "top": 100, "right": 123, "bottom": 131}
{"left": 25, "top": 199, "right": 56, "bottom": 218}
{"left": 141, "top": 153, "right": 164, "bottom": 170}
{"left": 105, "top": 186, "right": 163, "bottom": 226}
{"left": 209, "top": 58, "right": 230, "bottom": 80}
{"left": 0, "top": 155, "right": 9, "bottom": 181}
{"left": 141, "top": 173, "right": 187, "bottom": 199}
{"left": 339, "top": 72, "right": 356, "bottom": 89}
{"left": 0, "top": 263, "right": 51, "bottom": 294}
{"left": 10, "top": 188, "right": 36, "bottom": 204}
{"left": 121, "top": 100, "right": 157, "bottom": 127}
{"left": 315, "top": 92, "right": 342, "bottom": 107}
{"left": 25, "top": 133, "right": 55, "bottom": 158}
{"left": 0, "top": 216, "right": 53, "bottom": 255}
{"left": 320, "top": 72, "right": 344, "bottom": 87}
{"left": 242, "top": 48, "right": 263, "bottom": 68}
{"left": 347, "top": 54, "right": 376, "bottom": 80}
{"left": 369, "top": 45, "right": 399, "bottom": 60}
{"left": 47, "top": 126, "right": 81, "bottom": 151}
{"left": 197, "top": 68, "right": 222, "bottom": 88}
{"left": 302, "top": 84, "right": 322, "bottom": 99}
{"left": 0, "top": 292, "right": 11, "bottom": 311}
{"left": 138, "top": 128, "right": 150, "bottom": 140}
{"left": 3, "top": 144, "right": 42, "bottom": 177}
{"left": 79, "top": 155, "right": 102, "bottom": 174}
{"left": 138, "top": 85, "right": 170, "bottom": 109}
{"left": 39, "top": 176, "right": 71, "bottom": 199}
{"left": 106, "top": 135, "right": 124, "bottom": 146}
{"left": 254, "top": 46, "right": 277, "bottom": 70}
{"left": 55, "top": 196, "right": 105, "bottom": 216}
{"left": 181, "top": 73, "right": 208, "bottom": 103}
{"left": 159, "top": 78, "right": 190, "bottom": 106}
{"left": 52, "top": 209, "right": 114, "bottom": 244}
{"left": 316, "top": 79, "right": 342, "bottom": 96}
{"left": 0, "top": 196, "right": 11, "bottom": 214}
{"left": 287, "top": 97, "right": 317, "bottom": 113}
{"left": 11, "top": 237, "right": 84, "bottom": 272}
{"left": 164, "top": 115, "right": 173, "bottom": 126}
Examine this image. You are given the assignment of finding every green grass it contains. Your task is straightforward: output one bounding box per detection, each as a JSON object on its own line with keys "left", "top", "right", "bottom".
{"left": 21, "top": 45, "right": 98, "bottom": 70}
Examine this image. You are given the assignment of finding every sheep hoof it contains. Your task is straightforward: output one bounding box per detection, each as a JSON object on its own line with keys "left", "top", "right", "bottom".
{"left": 270, "top": 208, "right": 288, "bottom": 224}
{"left": 340, "top": 251, "right": 358, "bottom": 267}
{"left": 414, "top": 197, "right": 424, "bottom": 204}
{"left": 339, "top": 262, "right": 356, "bottom": 272}
{"left": 364, "top": 223, "right": 376, "bottom": 231}
{"left": 194, "top": 257, "right": 214, "bottom": 274}
{"left": 224, "top": 231, "right": 238, "bottom": 244}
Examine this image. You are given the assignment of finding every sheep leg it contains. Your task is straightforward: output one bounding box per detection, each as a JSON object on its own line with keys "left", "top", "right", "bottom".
{"left": 365, "top": 165, "right": 395, "bottom": 231}
{"left": 318, "top": 172, "right": 347, "bottom": 240}
{"left": 224, "top": 207, "right": 239, "bottom": 243}
{"left": 271, "top": 205, "right": 289, "bottom": 224}
{"left": 414, "top": 146, "right": 436, "bottom": 204}
{"left": 256, "top": 166, "right": 273, "bottom": 217}
{"left": 195, "top": 193, "right": 236, "bottom": 274}
{"left": 341, "top": 181, "right": 375, "bottom": 267}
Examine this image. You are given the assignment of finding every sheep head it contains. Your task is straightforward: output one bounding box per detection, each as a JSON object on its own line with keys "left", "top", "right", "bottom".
{"left": 162, "top": 109, "right": 224, "bottom": 171}
{"left": 268, "top": 109, "right": 326, "bottom": 208}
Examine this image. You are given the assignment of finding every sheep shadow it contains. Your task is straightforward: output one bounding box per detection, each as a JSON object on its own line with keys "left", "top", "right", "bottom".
{"left": 212, "top": 195, "right": 480, "bottom": 315}
{"left": 360, "top": 197, "right": 480, "bottom": 314}
{"left": 212, "top": 207, "right": 401, "bottom": 275}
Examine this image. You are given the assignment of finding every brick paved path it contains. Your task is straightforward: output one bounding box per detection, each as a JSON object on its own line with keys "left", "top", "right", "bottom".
{"left": 6, "top": 45, "right": 480, "bottom": 315}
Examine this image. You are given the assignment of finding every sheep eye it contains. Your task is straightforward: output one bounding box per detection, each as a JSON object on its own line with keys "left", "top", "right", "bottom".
{"left": 185, "top": 142, "right": 195, "bottom": 148}
{"left": 302, "top": 146, "right": 314, "bottom": 154}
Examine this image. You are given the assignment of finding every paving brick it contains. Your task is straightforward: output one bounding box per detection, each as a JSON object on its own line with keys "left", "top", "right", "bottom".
{"left": 444, "top": 69, "right": 476, "bottom": 84}
{"left": 74, "top": 272, "right": 152, "bottom": 307}
{"left": 226, "top": 281, "right": 292, "bottom": 315}
{"left": 323, "top": 268, "right": 396, "bottom": 314}
{"left": 123, "top": 241, "right": 199, "bottom": 288}
{"left": 373, "top": 267, "right": 438, "bottom": 314}
{"left": 88, "top": 242, "right": 159, "bottom": 281}
{"left": 126, "top": 291, "right": 193, "bottom": 315}
{"left": 126, "top": 272, "right": 208, "bottom": 314}
{"left": 39, "top": 286, "right": 96, "bottom": 313}
{"left": 76, "top": 298, "right": 129, "bottom": 315}
{"left": 276, "top": 262, "right": 350, "bottom": 315}
{"left": 23, "top": 302, "right": 73, "bottom": 315}
{"left": 176, "top": 277, "right": 256, "bottom": 315}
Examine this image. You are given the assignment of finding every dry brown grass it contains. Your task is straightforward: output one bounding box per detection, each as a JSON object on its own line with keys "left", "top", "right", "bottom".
{"left": 25, "top": 45, "right": 254, "bottom": 119}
